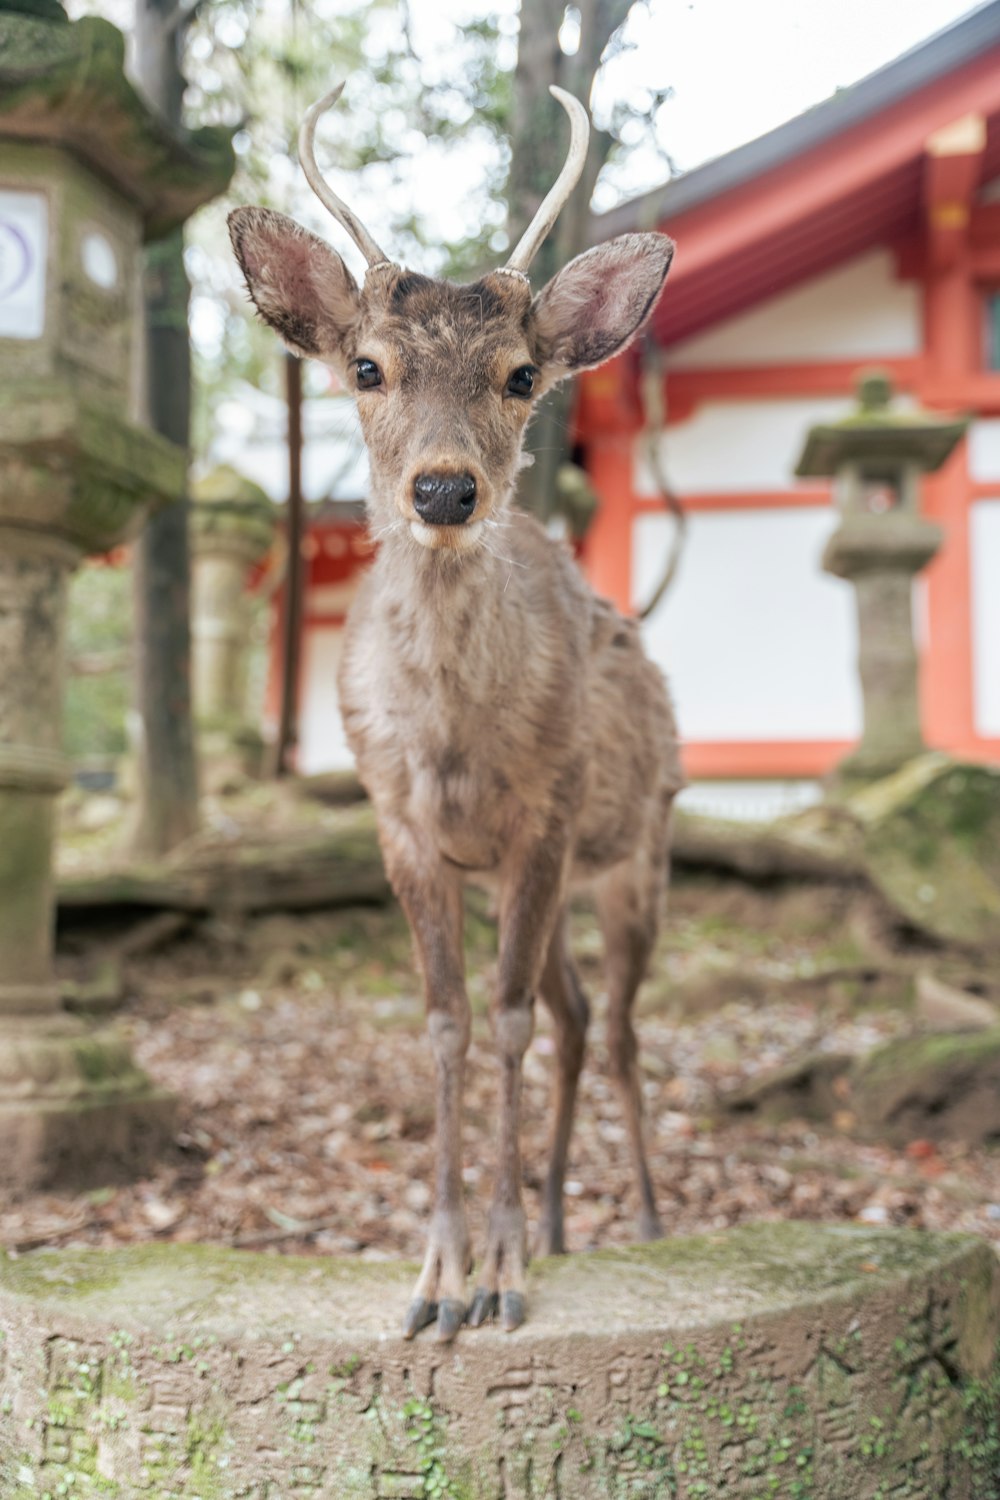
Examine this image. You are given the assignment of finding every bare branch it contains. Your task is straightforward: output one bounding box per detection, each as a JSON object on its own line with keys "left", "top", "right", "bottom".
{"left": 637, "top": 339, "right": 688, "bottom": 620}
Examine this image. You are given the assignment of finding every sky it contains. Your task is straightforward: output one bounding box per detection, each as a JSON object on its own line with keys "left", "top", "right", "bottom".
{"left": 591, "top": 0, "right": 987, "bottom": 206}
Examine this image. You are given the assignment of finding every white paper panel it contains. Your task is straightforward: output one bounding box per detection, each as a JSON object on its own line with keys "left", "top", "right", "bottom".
{"left": 636, "top": 398, "right": 851, "bottom": 496}
{"left": 666, "top": 251, "right": 920, "bottom": 368}
{"left": 0, "top": 189, "right": 47, "bottom": 340}
{"left": 634, "top": 507, "right": 862, "bottom": 742}
{"left": 298, "top": 627, "right": 355, "bottom": 773}
{"left": 970, "top": 500, "right": 1000, "bottom": 737}
{"left": 968, "top": 422, "right": 1000, "bottom": 482}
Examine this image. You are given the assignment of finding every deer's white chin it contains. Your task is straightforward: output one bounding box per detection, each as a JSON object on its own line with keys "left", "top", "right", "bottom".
{"left": 409, "top": 518, "right": 485, "bottom": 553}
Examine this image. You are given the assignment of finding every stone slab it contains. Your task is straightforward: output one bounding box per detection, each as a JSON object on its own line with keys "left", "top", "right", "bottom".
{"left": 0, "top": 1020, "right": 178, "bottom": 1194}
{"left": 0, "top": 1089, "right": 177, "bottom": 1196}
{"left": 0, "top": 1223, "right": 997, "bottom": 1498}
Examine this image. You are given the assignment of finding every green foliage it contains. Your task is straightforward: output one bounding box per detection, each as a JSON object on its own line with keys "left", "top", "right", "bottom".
{"left": 402, "top": 1396, "right": 465, "bottom": 1499}
{"left": 182, "top": 0, "right": 519, "bottom": 452}
{"left": 955, "top": 1358, "right": 1000, "bottom": 1489}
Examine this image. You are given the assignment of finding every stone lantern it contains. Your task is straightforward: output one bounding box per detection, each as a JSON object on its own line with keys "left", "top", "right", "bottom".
{"left": 0, "top": 0, "right": 233, "bottom": 1189}
{"left": 795, "top": 371, "right": 967, "bottom": 787}
{"left": 190, "top": 466, "right": 277, "bottom": 787}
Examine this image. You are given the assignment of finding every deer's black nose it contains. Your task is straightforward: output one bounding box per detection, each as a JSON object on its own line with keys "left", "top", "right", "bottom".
{"left": 413, "top": 473, "right": 477, "bottom": 526}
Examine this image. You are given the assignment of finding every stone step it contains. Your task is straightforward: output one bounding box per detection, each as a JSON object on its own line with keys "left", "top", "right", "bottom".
{"left": 1, "top": 1222, "right": 997, "bottom": 1498}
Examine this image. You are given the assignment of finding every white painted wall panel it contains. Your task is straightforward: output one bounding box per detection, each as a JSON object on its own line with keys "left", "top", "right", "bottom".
{"left": 968, "top": 421, "right": 1000, "bottom": 482}
{"left": 298, "top": 627, "right": 355, "bottom": 773}
{"left": 634, "top": 508, "right": 862, "bottom": 741}
{"left": 665, "top": 251, "right": 920, "bottom": 368}
{"left": 970, "top": 500, "right": 1000, "bottom": 737}
{"left": 636, "top": 398, "right": 850, "bottom": 495}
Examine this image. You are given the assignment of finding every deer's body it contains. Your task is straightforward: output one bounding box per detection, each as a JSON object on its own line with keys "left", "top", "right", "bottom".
{"left": 230, "top": 84, "right": 680, "bottom": 1342}
{"left": 340, "top": 506, "right": 680, "bottom": 889}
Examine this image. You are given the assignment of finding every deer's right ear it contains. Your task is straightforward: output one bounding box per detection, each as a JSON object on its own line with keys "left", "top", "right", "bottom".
{"left": 228, "top": 206, "right": 360, "bottom": 363}
{"left": 532, "top": 232, "right": 674, "bottom": 379}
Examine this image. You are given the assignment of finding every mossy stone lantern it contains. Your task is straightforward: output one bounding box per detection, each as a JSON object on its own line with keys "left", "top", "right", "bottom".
{"left": 190, "top": 466, "right": 277, "bottom": 786}
{"left": 795, "top": 371, "right": 967, "bottom": 787}
{"left": 0, "top": 0, "right": 233, "bottom": 1189}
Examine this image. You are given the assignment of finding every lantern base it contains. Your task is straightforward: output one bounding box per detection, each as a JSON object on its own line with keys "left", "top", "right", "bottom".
{"left": 0, "top": 1017, "right": 176, "bottom": 1195}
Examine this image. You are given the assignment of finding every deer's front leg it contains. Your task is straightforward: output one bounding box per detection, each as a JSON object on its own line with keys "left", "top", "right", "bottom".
{"left": 383, "top": 829, "right": 471, "bottom": 1344}
{"left": 469, "top": 829, "right": 570, "bottom": 1334}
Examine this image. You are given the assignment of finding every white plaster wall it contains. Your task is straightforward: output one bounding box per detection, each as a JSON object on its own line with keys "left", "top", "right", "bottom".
{"left": 970, "top": 499, "right": 1000, "bottom": 737}
{"left": 967, "top": 420, "right": 1000, "bottom": 481}
{"left": 665, "top": 250, "right": 921, "bottom": 368}
{"left": 678, "top": 780, "right": 823, "bottom": 821}
{"left": 636, "top": 397, "right": 851, "bottom": 495}
{"left": 297, "top": 626, "right": 355, "bottom": 773}
{"left": 634, "top": 507, "right": 862, "bottom": 742}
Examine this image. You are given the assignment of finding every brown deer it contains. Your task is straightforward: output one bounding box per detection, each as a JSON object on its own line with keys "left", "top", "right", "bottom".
{"left": 229, "top": 83, "right": 683, "bottom": 1344}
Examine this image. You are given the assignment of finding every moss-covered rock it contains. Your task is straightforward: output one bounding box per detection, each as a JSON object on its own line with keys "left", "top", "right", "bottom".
{"left": 853, "top": 1028, "right": 1000, "bottom": 1145}
{"left": 719, "top": 1051, "right": 855, "bottom": 1124}
{"left": 0, "top": 1224, "right": 997, "bottom": 1498}
{"left": 850, "top": 754, "right": 1000, "bottom": 949}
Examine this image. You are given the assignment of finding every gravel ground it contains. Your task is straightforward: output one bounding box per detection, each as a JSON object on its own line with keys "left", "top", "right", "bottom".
{"left": 6, "top": 881, "right": 999, "bottom": 1262}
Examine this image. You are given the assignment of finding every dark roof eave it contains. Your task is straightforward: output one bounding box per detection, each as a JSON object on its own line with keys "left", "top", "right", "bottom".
{"left": 590, "top": 0, "right": 1000, "bottom": 244}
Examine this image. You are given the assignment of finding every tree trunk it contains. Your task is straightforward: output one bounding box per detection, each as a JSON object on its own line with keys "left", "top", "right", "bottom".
{"left": 509, "top": 0, "right": 631, "bottom": 520}
{"left": 270, "top": 352, "right": 305, "bottom": 777}
{"left": 129, "top": 0, "right": 200, "bottom": 856}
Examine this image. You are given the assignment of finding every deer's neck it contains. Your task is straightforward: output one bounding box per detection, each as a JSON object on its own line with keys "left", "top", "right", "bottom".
{"left": 373, "top": 520, "right": 530, "bottom": 683}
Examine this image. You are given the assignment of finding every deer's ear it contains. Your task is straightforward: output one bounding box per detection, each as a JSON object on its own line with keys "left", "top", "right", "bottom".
{"left": 228, "top": 206, "right": 361, "bottom": 362}
{"left": 533, "top": 232, "right": 674, "bottom": 378}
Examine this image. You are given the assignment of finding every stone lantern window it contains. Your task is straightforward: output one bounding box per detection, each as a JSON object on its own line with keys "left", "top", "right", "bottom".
{"left": 795, "top": 370, "right": 967, "bottom": 787}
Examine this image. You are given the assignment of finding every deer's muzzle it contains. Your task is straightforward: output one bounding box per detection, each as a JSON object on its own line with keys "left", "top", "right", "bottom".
{"left": 413, "top": 473, "right": 477, "bottom": 527}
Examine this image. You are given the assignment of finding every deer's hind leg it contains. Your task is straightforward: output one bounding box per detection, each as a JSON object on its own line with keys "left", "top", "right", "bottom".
{"left": 535, "top": 911, "right": 590, "bottom": 1258}
{"left": 594, "top": 832, "right": 671, "bottom": 1242}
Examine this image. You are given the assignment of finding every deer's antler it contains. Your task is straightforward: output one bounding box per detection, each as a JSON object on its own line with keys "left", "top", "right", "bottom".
{"left": 503, "top": 86, "right": 590, "bottom": 277}
{"left": 298, "top": 84, "right": 393, "bottom": 271}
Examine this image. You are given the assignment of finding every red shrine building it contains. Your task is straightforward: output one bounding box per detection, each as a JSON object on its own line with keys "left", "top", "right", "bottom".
{"left": 265, "top": 4, "right": 1000, "bottom": 808}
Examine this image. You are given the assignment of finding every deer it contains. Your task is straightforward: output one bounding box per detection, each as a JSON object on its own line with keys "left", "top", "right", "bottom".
{"left": 229, "top": 81, "right": 683, "bottom": 1345}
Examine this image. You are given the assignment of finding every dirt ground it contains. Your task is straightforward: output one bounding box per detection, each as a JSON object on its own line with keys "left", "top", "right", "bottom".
{"left": 5, "top": 874, "right": 1000, "bottom": 1264}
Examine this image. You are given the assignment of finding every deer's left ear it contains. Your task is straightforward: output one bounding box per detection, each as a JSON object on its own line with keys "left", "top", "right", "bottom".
{"left": 228, "top": 205, "right": 361, "bottom": 364}
{"left": 533, "top": 232, "right": 674, "bottom": 378}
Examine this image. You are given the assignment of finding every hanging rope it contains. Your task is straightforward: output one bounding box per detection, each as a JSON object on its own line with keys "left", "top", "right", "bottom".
{"left": 637, "top": 339, "right": 688, "bottom": 621}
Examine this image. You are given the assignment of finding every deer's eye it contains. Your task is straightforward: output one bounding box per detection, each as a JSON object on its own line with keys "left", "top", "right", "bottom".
{"left": 506, "top": 365, "right": 537, "bottom": 399}
{"left": 355, "top": 359, "right": 382, "bottom": 390}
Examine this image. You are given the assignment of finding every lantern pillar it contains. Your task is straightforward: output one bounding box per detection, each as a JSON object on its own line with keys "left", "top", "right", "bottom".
{"left": 190, "top": 466, "right": 276, "bottom": 786}
{"left": 796, "top": 372, "right": 966, "bottom": 788}
{"left": 0, "top": 0, "right": 232, "bottom": 1189}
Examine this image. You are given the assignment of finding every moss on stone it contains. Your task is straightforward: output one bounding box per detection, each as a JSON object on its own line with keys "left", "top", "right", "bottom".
{"left": 850, "top": 755, "right": 1000, "bottom": 948}
{"left": 853, "top": 1028, "right": 1000, "bottom": 1145}
{"left": 2, "top": 1227, "right": 997, "bottom": 1498}
{"left": 0, "top": 9, "right": 233, "bottom": 238}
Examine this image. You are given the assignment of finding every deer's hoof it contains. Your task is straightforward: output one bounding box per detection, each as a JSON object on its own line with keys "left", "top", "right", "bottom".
{"left": 402, "top": 1297, "right": 438, "bottom": 1340}
{"left": 435, "top": 1298, "right": 467, "bottom": 1343}
{"left": 501, "top": 1290, "right": 526, "bottom": 1332}
{"left": 467, "top": 1287, "right": 499, "bottom": 1328}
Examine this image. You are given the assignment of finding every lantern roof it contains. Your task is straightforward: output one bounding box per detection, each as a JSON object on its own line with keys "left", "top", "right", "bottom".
{"left": 0, "top": 0, "right": 233, "bottom": 239}
{"left": 795, "top": 371, "right": 968, "bottom": 477}
{"left": 192, "top": 464, "right": 274, "bottom": 512}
